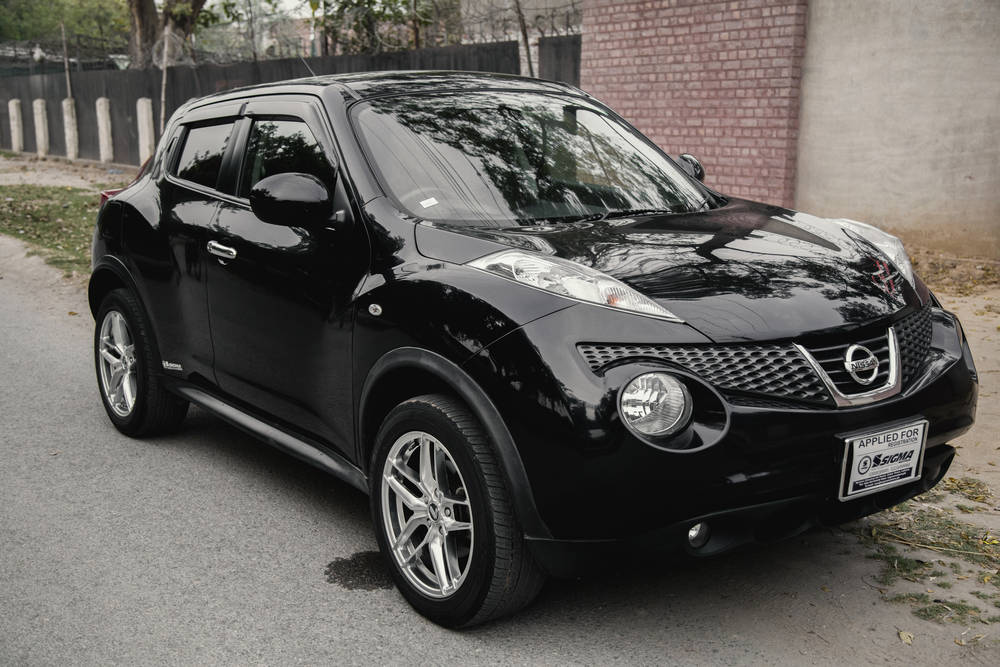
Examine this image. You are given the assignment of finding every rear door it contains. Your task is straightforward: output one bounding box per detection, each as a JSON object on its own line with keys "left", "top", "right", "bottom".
{"left": 203, "top": 96, "right": 369, "bottom": 456}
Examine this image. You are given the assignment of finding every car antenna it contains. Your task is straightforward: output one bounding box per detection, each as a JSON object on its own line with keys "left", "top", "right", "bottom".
{"left": 300, "top": 57, "right": 317, "bottom": 78}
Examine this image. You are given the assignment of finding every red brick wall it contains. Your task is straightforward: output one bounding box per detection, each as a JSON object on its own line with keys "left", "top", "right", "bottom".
{"left": 580, "top": 0, "right": 808, "bottom": 207}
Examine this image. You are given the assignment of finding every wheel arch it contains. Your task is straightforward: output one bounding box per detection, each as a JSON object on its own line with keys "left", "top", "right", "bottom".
{"left": 88, "top": 256, "right": 141, "bottom": 318}
{"left": 358, "top": 347, "right": 551, "bottom": 539}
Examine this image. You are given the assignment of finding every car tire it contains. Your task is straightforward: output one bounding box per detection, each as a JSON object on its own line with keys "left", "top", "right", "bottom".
{"left": 94, "top": 288, "right": 188, "bottom": 437}
{"left": 370, "top": 394, "right": 545, "bottom": 627}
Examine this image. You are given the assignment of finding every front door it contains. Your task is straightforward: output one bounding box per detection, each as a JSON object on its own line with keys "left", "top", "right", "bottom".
{"left": 204, "top": 98, "right": 369, "bottom": 456}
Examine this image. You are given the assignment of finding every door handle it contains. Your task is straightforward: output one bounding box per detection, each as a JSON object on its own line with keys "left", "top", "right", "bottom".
{"left": 206, "top": 240, "right": 237, "bottom": 260}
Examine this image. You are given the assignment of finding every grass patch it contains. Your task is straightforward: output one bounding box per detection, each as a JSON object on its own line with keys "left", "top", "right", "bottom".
{"left": 970, "top": 590, "right": 1000, "bottom": 608}
{"left": 0, "top": 184, "right": 99, "bottom": 276}
{"left": 912, "top": 599, "right": 983, "bottom": 624}
{"left": 868, "top": 544, "right": 934, "bottom": 585}
{"left": 941, "top": 477, "right": 993, "bottom": 505}
{"left": 890, "top": 593, "right": 987, "bottom": 624}
{"left": 866, "top": 507, "right": 1000, "bottom": 570}
{"left": 888, "top": 592, "right": 933, "bottom": 605}
{"left": 0, "top": 149, "right": 18, "bottom": 158}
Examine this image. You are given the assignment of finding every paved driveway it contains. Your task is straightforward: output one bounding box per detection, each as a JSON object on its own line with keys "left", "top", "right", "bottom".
{"left": 1, "top": 236, "right": 997, "bottom": 665}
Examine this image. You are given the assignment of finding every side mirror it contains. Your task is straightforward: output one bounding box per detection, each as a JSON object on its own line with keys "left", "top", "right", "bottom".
{"left": 678, "top": 153, "right": 705, "bottom": 182}
{"left": 249, "top": 172, "right": 333, "bottom": 226}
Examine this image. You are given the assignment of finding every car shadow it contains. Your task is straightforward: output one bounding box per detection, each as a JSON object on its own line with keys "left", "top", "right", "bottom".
{"left": 151, "top": 405, "right": 875, "bottom": 645}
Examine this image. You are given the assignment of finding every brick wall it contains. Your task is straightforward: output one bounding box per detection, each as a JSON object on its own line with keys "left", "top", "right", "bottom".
{"left": 580, "top": 0, "right": 808, "bottom": 207}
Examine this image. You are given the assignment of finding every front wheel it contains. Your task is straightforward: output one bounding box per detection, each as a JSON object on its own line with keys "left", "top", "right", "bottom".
{"left": 370, "top": 394, "right": 545, "bottom": 627}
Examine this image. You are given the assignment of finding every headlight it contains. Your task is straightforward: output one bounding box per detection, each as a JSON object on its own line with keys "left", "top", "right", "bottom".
{"left": 468, "top": 250, "right": 682, "bottom": 322}
{"left": 619, "top": 372, "right": 692, "bottom": 437}
{"left": 837, "top": 218, "right": 915, "bottom": 287}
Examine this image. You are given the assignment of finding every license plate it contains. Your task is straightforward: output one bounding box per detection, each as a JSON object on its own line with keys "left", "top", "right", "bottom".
{"left": 839, "top": 419, "right": 928, "bottom": 501}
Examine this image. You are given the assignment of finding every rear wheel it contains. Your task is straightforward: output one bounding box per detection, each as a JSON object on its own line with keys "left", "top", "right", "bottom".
{"left": 94, "top": 288, "right": 188, "bottom": 436}
{"left": 370, "top": 394, "right": 545, "bottom": 627}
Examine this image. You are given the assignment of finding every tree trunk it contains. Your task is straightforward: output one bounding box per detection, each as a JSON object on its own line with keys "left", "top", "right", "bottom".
{"left": 128, "top": 0, "right": 208, "bottom": 69}
{"left": 127, "top": 0, "right": 159, "bottom": 69}
{"left": 162, "top": 0, "right": 208, "bottom": 64}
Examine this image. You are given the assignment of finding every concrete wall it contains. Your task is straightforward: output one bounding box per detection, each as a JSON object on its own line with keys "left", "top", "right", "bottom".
{"left": 796, "top": 0, "right": 1000, "bottom": 257}
{"left": 580, "top": 0, "right": 809, "bottom": 207}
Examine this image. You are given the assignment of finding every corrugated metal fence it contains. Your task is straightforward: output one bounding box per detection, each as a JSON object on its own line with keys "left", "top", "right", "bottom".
{"left": 0, "top": 41, "right": 521, "bottom": 165}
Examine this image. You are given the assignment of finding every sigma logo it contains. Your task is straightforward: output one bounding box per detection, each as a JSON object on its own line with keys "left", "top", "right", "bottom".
{"left": 871, "top": 258, "right": 897, "bottom": 295}
{"left": 162, "top": 361, "right": 183, "bottom": 372}
{"left": 857, "top": 450, "right": 914, "bottom": 475}
{"left": 844, "top": 344, "right": 879, "bottom": 385}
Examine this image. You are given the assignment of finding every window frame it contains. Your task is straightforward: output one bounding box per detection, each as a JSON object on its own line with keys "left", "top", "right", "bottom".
{"left": 226, "top": 96, "right": 341, "bottom": 207}
{"left": 168, "top": 117, "right": 242, "bottom": 194}
{"left": 234, "top": 115, "right": 336, "bottom": 200}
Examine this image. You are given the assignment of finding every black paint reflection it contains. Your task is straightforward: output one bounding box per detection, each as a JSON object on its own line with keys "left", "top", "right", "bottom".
{"left": 428, "top": 199, "right": 918, "bottom": 341}
{"left": 353, "top": 91, "right": 712, "bottom": 226}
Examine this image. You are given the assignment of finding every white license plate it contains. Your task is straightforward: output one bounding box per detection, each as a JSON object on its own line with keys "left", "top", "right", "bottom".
{"left": 839, "top": 419, "right": 928, "bottom": 501}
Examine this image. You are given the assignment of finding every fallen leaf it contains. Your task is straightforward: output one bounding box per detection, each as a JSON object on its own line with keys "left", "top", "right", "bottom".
{"left": 899, "top": 630, "right": 914, "bottom": 645}
{"left": 955, "top": 639, "right": 966, "bottom": 646}
{"left": 820, "top": 585, "right": 830, "bottom": 592}
{"left": 67, "top": 311, "right": 78, "bottom": 316}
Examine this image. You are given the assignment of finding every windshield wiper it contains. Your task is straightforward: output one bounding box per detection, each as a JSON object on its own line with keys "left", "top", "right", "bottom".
{"left": 599, "top": 207, "right": 686, "bottom": 220}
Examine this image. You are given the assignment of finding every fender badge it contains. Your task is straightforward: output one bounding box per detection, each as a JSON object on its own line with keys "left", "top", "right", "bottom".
{"left": 162, "top": 361, "right": 183, "bottom": 371}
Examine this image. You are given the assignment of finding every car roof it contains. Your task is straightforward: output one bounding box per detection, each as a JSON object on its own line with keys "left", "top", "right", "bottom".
{"left": 183, "top": 70, "right": 585, "bottom": 111}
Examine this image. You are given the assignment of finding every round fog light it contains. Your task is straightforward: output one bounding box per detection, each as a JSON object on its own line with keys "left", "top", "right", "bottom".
{"left": 619, "top": 372, "right": 692, "bottom": 437}
{"left": 688, "top": 522, "right": 710, "bottom": 548}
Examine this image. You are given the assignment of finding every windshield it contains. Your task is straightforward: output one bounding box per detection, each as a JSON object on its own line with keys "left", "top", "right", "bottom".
{"left": 352, "top": 91, "right": 713, "bottom": 227}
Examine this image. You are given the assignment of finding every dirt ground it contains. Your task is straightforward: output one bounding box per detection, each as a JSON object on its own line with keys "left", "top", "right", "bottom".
{"left": 1, "top": 156, "right": 998, "bottom": 661}
{"left": 0, "top": 155, "right": 135, "bottom": 191}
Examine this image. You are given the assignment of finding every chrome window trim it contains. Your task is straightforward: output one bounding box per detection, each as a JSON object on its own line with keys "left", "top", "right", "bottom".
{"left": 795, "top": 327, "right": 901, "bottom": 407}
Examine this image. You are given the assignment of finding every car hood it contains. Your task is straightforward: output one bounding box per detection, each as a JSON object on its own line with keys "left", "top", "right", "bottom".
{"left": 418, "top": 198, "right": 921, "bottom": 343}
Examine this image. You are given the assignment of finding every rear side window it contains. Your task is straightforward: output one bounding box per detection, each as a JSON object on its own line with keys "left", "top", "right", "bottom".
{"left": 175, "top": 121, "right": 235, "bottom": 189}
{"left": 238, "top": 119, "right": 335, "bottom": 197}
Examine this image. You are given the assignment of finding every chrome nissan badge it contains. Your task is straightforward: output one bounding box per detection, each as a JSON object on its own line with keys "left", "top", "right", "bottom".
{"left": 844, "top": 344, "right": 879, "bottom": 385}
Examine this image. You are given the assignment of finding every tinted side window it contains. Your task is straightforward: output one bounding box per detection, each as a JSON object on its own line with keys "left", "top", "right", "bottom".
{"left": 175, "top": 122, "right": 235, "bottom": 189}
{"left": 239, "top": 119, "right": 335, "bottom": 197}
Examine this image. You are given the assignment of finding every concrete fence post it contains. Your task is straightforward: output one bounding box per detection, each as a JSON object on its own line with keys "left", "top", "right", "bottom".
{"left": 136, "top": 98, "right": 155, "bottom": 164}
{"left": 32, "top": 99, "right": 49, "bottom": 158}
{"left": 96, "top": 97, "right": 113, "bottom": 163}
{"left": 7, "top": 99, "right": 23, "bottom": 152}
{"left": 62, "top": 98, "right": 78, "bottom": 160}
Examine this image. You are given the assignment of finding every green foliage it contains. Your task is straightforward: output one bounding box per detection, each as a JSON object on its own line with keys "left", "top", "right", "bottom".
{"left": 319, "top": 0, "right": 410, "bottom": 54}
{"left": 0, "top": 0, "right": 127, "bottom": 43}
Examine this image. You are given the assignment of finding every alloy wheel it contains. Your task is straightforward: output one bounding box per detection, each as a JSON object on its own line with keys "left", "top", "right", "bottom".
{"left": 98, "top": 310, "right": 138, "bottom": 417}
{"left": 380, "top": 430, "right": 474, "bottom": 598}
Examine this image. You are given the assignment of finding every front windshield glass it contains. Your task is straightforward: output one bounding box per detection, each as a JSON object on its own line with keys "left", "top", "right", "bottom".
{"left": 352, "top": 91, "right": 712, "bottom": 226}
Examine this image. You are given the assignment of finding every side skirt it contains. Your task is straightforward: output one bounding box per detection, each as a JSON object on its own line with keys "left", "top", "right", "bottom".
{"left": 172, "top": 384, "right": 368, "bottom": 493}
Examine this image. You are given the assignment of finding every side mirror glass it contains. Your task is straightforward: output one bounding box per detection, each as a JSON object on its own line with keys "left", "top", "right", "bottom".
{"left": 678, "top": 153, "right": 705, "bottom": 182}
{"left": 249, "top": 172, "right": 333, "bottom": 226}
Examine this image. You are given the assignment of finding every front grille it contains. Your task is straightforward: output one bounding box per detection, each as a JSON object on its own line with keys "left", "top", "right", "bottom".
{"left": 579, "top": 306, "right": 936, "bottom": 407}
{"left": 800, "top": 332, "right": 892, "bottom": 395}
{"left": 897, "top": 306, "right": 933, "bottom": 385}
{"left": 577, "top": 343, "right": 831, "bottom": 404}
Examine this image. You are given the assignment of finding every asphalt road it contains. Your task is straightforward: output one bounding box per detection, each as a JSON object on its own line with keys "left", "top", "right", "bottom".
{"left": 1, "top": 235, "right": 996, "bottom": 665}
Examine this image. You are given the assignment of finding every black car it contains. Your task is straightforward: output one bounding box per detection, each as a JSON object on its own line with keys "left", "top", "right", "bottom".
{"left": 89, "top": 71, "right": 978, "bottom": 627}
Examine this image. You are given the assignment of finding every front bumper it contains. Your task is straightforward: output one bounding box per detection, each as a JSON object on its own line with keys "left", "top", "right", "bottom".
{"left": 526, "top": 444, "right": 955, "bottom": 577}
{"left": 465, "top": 304, "right": 978, "bottom": 568}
